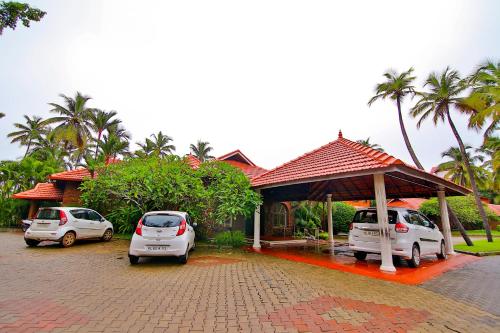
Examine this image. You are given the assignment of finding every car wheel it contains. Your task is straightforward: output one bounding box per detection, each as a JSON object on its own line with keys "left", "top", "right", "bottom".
{"left": 25, "top": 238, "right": 40, "bottom": 247}
{"left": 437, "top": 241, "right": 447, "bottom": 260}
{"left": 406, "top": 244, "right": 421, "bottom": 268}
{"left": 354, "top": 251, "right": 367, "bottom": 261}
{"left": 129, "top": 255, "right": 139, "bottom": 265}
{"left": 101, "top": 229, "right": 113, "bottom": 241}
{"left": 179, "top": 246, "right": 189, "bottom": 264}
{"left": 190, "top": 242, "right": 196, "bottom": 252}
{"left": 61, "top": 232, "right": 76, "bottom": 248}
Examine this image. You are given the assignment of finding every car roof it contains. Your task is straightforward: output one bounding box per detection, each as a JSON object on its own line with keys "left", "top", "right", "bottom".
{"left": 144, "top": 211, "right": 187, "bottom": 216}
{"left": 357, "top": 207, "right": 413, "bottom": 212}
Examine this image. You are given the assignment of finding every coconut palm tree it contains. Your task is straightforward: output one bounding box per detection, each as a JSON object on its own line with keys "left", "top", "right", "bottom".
{"left": 356, "top": 138, "right": 384, "bottom": 152}
{"left": 368, "top": 68, "right": 424, "bottom": 169}
{"left": 88, "top": 109, "right": 120, "bottom": 160}
{"left": 137, "top": 131, "right": 175, "bottom": 158}
{"left": 99, "top": 133, "right": 130, "bottom": 160}
{"left": 190, "top": 140, "right": 214, "bottom": 162}
{"left": 7, "top": 115, "right": 47, "bottom": 157}
{"left": 462, "top": 60, "right": 499, "bottom": 140}
{"left": 438, "top": 146, "right": 486, "bottom": 187}
{"left": 411, "top": 67, "right": 493, "bottom": 242}
{"left": 42, "top": 92, "right": 93, "bottom": 152}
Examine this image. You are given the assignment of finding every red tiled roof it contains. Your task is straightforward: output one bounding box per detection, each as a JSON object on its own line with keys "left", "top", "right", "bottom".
{"left": 252, "top": 132, "right": 405, "bottom": 187}
{"left": 224, "top": 160, "right": 268, "bottom": 180}
{"left": 217, "top": 150, "right": 256, "bottom": 166}
{"left": 12, "top": 183, "right": 63, "bottom": 201}
{"left": 185, "top": 155, "right": 201, "bottom": 169}
{"left": 488, "top": 204, "right": 500, "bottom": 216}
{"left": 388, "top": 198, "right": 427, "bottom": 210}
{"left": 49, "top": 168, "right": 92, "bottom": 182}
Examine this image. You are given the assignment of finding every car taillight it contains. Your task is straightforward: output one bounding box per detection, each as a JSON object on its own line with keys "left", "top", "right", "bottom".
{"left": 349, "top": 223, "right": 354, "bottom": 230}
{"left": 176, "top": 220, "right": 187, "bottom": 236}
{"left": 59, "top": 210, "right": 68, "bottom": 225}
{"left": 135, "top": 218, "right": 143, "bottom": 236}
{"left": 395, "top": 221, "right": 409, "bottom": 233}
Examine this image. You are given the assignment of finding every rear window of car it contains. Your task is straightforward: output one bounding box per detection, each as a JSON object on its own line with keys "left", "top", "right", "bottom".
{"left": 36, "top": 209, "right": 59, "bottom": 220}
{"left": 352, "top": 210, "right": 398, "bottom": 224}
{"left": 142, "top": 214, "right": 183, "bottom": 228}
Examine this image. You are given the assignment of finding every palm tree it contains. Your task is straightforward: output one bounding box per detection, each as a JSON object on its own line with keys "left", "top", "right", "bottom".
{"left": 137, "top": 131, "right": 175, "bottom": 158}
{"left": 88, "top": 109, "right": 120, "bottom": 160}
{"left": 100, "top": 133, "right": 130, "bottom": 160}
{"left": 411, "top": 67, "right": 493, "bottom": 242}
{"left": 7, "top": 115, "right": 47, "bottom": 157}
{"left": 438, "top": 146, "right": 486, "bottom": 187}
{"left": 463, "top": 60, "right": 499, "bottom": 140}
{"left": 368, "top": 68, "right": 424, "bottom": 169}
{"left": 190, "top": 140, "right": 214, "bottom": 162}
{"left": 356, "top": 138, "right": 384, "bottom": 152}
{"left": 42, "top": 92, "right": 93, "bottom": 152}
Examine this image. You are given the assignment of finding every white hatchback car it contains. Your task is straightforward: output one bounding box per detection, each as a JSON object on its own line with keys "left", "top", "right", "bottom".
{"left": 25, "top": 207, "right": 114, "bottom": 247}
{"left": 128, "top": 211, "right": 196, "bottom": 265}
{"left": 348, "top": 207, "right": 446, "bottom": 267}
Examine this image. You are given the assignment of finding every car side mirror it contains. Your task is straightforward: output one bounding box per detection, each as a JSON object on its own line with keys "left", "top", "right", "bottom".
{"left": 100, "top": 217, "right": 105, "bottom": 222}
{"left": 193, "top": 222, "right": 198, "bottom": 227}
{"left": 430, "top": 223, "right": 435, "bottom": 229}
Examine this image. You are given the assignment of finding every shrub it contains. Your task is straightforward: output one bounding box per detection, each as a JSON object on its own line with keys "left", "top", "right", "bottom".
{"left": 214, "top": 231, "right": 246, "bottom": 248}
{"left": 419, "top": 195, "right": 499, "bottom": 230}
{"left": 497, "top": 225, "right": 500, "bottom": 232}
{"left": 106, "top": 205, "right": 142, "bottom": 234}
{"left": 318, "top": 232, "right": 329, "bottom": 240}
{"left": 332, "top": 202, "right": 357, "bottom": 233}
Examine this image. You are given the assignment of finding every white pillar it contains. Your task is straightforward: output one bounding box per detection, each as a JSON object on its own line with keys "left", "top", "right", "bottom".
{"left": 253, "top": 190, "right": 261, "bottom": 249}
{"left": 438, "top": 190, "right": 455, "bottom": 255}
{"left": 327, "top": 194, "right": 334, "bottom": 245}
{"left": 373, "top": 173, "right": 396, "bottom": 272}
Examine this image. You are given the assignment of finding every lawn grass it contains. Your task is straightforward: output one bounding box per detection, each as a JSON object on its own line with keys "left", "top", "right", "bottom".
{"left": 454, "top": 239, "right": 500, "bottom": 253}
{"left": 114, "top": 233, "right": 133, "bottom": 240}
{"left": 452, "top": 229, "right": 500, "bottom": 237}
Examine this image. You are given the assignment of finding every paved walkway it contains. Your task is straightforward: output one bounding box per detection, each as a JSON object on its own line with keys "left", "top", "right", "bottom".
{"left": 0, "top": 231, "right": 498, "bottom": 332}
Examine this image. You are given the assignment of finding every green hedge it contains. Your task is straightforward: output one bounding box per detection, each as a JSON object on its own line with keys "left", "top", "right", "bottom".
{"left": 332, "top": 202, "right": 357, "bottom": 233}
{"left": 214, "top": 231, "right": 246, "bottom": 248}
{"left": 419, "top": 195, "right": 499, "bottom": 230}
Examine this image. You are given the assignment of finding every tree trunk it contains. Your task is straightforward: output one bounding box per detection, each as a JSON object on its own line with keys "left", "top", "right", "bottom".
{"left": 447, "top": 205, "right": 473, "bottom": 246}
{"left": 94, "top": 130, "right": 102, "bottom": 160}
{"left": 397, "top": 98, "right": 425, "bottom": 170}
{"left": 446, "top": 107, "right": 493, "bottom": 242}
{"left": 23, "top": 139, "right": 31, "bottom": 158}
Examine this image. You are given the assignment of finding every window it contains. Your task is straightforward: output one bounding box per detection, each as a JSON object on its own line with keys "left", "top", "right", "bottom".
{"left": 36, "top": 209, "right": 59, "bottom": 220}
{"left": 70, "top": 209, "right": 88, "bottom": 219}
{"left": 353, "top": 210, "right": 398, "bottom": 224}
{"left": 142, "top": 214, "right": 182, "bottom": 228}
{"left": 270, "top": 203, "right": 287, "bottom": 228}
{"left": 87, "top": 210, "right": 103, "bottom": 221}
{"left": 418, "top": 213, "right": 433, "bottom": 228}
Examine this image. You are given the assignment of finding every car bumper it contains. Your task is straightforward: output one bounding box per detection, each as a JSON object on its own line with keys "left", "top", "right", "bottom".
{"left": 348, "top": 238, "right": 412, "bottom": 259}
{"left": 128, "top": 234, "right": 188, "bottom": 257}
{"left": 24, "top": 229, "right": 64, "bottom": 242}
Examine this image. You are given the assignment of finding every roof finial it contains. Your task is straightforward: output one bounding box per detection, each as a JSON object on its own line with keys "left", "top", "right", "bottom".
{"left": 338, "top": 130, "right": 343, "bottom": 139}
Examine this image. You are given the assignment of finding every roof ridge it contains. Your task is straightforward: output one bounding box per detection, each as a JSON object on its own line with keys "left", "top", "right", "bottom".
{"left": 251, "top": 137, "right": 341, "bottom": 182}
{"left": 337, "top": 137, "right": 405, "bottom": 166}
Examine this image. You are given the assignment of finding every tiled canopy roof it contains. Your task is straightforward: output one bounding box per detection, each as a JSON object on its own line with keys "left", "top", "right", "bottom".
{"left": 49, "top": 168, "right": 92, "bottom": 182}
{"left": 217, "top": 150, "right": 256, "bottom": 166}
{"left": 252, "top": 131, "right": 405, "bottom": 188}
{"left": 185, "top": 155, "right": 201, "bottom": 169}
{"left": 223, "top": 160, "right": 268, "bottom": 180}
{"left": 12, "top": 183, "right": 63, "bottom": 201}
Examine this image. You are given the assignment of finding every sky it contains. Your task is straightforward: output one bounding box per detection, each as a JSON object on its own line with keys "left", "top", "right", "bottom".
{"left": 1, "top": 0, "right": 499, "bottom": 171}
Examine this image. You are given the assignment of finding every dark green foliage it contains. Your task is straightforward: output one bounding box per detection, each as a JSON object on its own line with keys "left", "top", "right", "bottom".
{"left": 214, "top": 231, "right": 246, "bottom": 248}
{"left": 419, "top": 195, "right": 499, "bottom": 230}
{"left": 497, "top": 225, "right": 500, "bottom": 232}
{"left": 79, "top": 157, "right": 261, "bottom": 236}
{"left": 0, "top": 1, "right": 46, "bottom": 35}
{"left": 332, "top": 202, "right": 357, "bottom": 233}
{"left": 294, "top": 202, "right": 322, "bottom": 232}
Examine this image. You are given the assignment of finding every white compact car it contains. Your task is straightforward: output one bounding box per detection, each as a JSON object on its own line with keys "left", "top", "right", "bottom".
{"left": 128, "top": 211, "right": 196, "bottom": 265}
{"left": 348, "top": 208, "right": 446, "bottom": 267}
{"left": 25, "top": 207, "right": 114, "bottom": 247}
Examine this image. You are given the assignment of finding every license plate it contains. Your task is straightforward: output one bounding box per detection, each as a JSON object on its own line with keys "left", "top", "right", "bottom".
{"left": 364, "top": 231, "right": 379, "bottom": 236}
{"left": 146, "top": 246, "right": 168, "bottom": 251}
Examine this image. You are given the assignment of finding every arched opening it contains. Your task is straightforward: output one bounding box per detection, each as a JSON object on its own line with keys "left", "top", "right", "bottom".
{"left": 270, "top": 202, "right": 289, "bottom": 237}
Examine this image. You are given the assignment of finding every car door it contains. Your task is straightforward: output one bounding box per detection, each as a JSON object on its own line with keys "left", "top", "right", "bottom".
{"left": 186, "top": 214, "right": 195, "bottom": 247}
{"left": 86, "top": 210, "right": 107, "bottom": 237}
{"left": 69, "top": 209, "right": 93, "bottom": 238}
{"left": 408, "top": 211, "right": 431, "bottom": 254}
{"left": 418, "top": 213, "right": 441, "bottom": 254}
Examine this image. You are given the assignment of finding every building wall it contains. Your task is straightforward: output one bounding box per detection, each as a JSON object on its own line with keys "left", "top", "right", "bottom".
{"left": 62, "top": 182, "right": 82, "bottom": 206}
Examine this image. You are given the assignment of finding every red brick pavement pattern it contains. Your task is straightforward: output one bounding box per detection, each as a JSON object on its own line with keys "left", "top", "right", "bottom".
{"left": 260, "top": 296, "right": 429, "bottom": 333}
{"left": 0, "top": 298, "right": 89, "bottom": 333}
{"left": 189, "top": 255, "right": 242, "bottom": 267}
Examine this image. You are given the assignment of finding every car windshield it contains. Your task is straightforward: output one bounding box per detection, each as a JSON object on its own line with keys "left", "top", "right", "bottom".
{"left": 142, "top": 214, "right": 182, "bottom": 228}
{"left": 352, "top": 210, "right": 398, "bottom": 224}
{"left": 36, "top": 209, "right": 59, "bottom": 220}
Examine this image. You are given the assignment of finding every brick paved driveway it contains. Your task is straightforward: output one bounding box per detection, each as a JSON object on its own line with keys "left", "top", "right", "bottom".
{"left": 0, "top": 231, "right": 498, "bottom": 333}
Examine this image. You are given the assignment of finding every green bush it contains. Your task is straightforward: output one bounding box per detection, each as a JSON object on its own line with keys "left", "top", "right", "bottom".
{"left": 318, "top": 232, "right": 329, "bottom": 240}
{"left": 294, "top": 202, "right": 322, "bottom": 232}
{"left": 106, "top": 205, "right": 142, "bottom": 234}
{"left": 214, "top": 231, "right": 246, "bottom": 248}
{"left": 497, "top": 225, "right": 500, "bottom": 232}
{"left": 419, "top": 195, "right": 499, "bottom": 230}
{"left": 332, "top": 202, "right": 357, "bottom": 233}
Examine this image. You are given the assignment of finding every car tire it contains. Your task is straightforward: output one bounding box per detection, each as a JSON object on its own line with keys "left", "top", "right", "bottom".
{"left": 25, "top": 238, "right": 40, "bottom": 247}
{"left": 101, "top": 228, "right": 113, "bottom": 241}
{"left": 190, "top": 242, "right": 196, "bottom": 252}
{"left": 179, "top": 246, "right": 189, "bottom": 264}
{"left": 406, "top": 244, "right": 421, "bottom": 268}
{"left": 129, "top": 255, "right": 139, "bottom": 265}
{"left": 354, "top": 251, "right": 367, "bottom": 261}
{"left": 61, "top": 231, "right": 76, "bottom": 248}
{"left": 437, "top": 241, "right": 447, "bottom": 260}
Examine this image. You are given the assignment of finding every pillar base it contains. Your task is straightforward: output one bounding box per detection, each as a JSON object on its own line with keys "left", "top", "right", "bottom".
{"left": 446, "top": 250, "right": 456, "bottom": 255}
{"left": 252, "top": 243, "right": 261, "bottom": 249}
{"left": 380, "top": 265, "right": 396, "bottom": 273}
